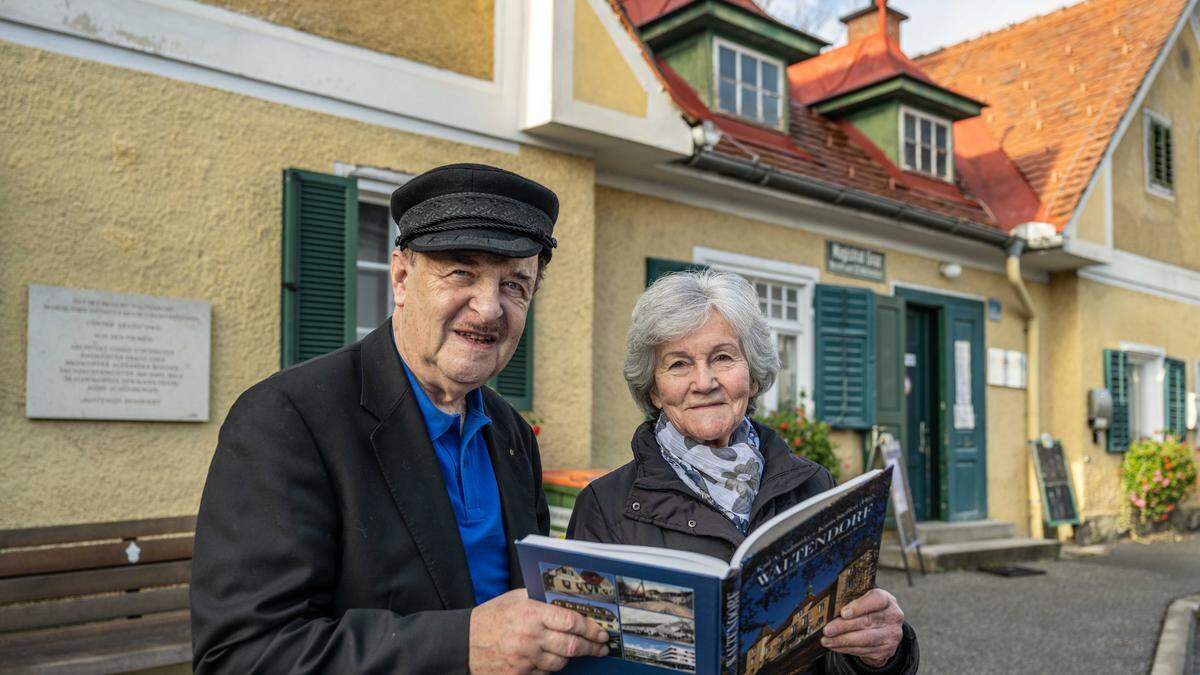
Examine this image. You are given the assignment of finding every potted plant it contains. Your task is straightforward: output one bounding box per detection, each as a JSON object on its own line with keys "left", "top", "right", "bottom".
{"left": 1121, "top": 434, "right": 1197, "bottom": 535}
{"left": 756, "top": 393, "right": 840, "bottom": 481}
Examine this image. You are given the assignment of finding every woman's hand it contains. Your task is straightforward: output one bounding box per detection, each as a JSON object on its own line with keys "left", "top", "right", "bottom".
{"left": 820, "top": 588, "right": 905, "bottom": 667}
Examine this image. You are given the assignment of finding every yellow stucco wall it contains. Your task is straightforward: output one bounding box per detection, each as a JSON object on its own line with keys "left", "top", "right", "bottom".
{"left": 200, "top": 0, "right": 494, "bottom": 80}
{"left": 592, "top": 187, "right": 1048, "bottom": 532}
{"left": 1071, "top": 160, "right": 1108, "bottom": 247}
{"left": 0, "top": 41, "right": 595, "bottom": 528}
{"left": 1110, "top": 27, "right": 1200, "bottom": 271}
{"left": 572, "top": 0, "right": 648, "bottom": 118}
{"left": 1050, "top": 277, "right": 1200, "bottom": 522}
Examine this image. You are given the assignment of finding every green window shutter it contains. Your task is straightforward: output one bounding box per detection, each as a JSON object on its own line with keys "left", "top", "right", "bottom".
{"left": 1104, "top": 349, "right": 1130, "bottom": 452}
{"left": 814, "top": 284, "right": 876, "bottom": 429}
{"left": 281, "top": 169, "right": 358, "bottom": 368}
{"left": 489, "top": 305, "right": 534, "bottom": 411}
{"left": 1165, "top": 357, "right": 1186, "bottom": 440}
{"left": 645, "top": 258, "right": 709, "bottom": 287}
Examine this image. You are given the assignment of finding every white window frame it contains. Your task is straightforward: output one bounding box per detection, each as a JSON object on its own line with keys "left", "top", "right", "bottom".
{"left": 1121, "top": 341, "right": 1167, "bottom": 441}
{"left": 898, "top": 105, "right": 954, "bottom": 182}
{"left": 693, "top": 247, "right": 819, "bottom": 414}
{"left": 1142, "top": 109, "right": 1175, "bottom": 200}
{"left": 712, "top": 37, "right": 785, "bottom": 129}
{"left": 335, "top": 164, "right": 412, "bottom": 340}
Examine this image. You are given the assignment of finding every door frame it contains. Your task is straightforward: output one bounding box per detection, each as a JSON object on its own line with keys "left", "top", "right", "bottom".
{"left": 895, "top": 286, "right": 988, "bottom": 522}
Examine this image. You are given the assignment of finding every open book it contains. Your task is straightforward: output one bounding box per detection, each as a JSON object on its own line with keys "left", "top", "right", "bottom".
{"left": 517, "top": 468, "right": 891, "bottom": 675}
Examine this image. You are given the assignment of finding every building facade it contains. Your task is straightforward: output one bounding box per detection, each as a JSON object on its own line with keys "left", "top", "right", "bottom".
{"left": 2, "top": 0, "right": 1197, "bottom": 545}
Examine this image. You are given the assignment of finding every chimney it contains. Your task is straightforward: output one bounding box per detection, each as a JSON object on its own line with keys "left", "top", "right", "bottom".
{"left": 841, "top": 1, "right": 908, "bottom": 46}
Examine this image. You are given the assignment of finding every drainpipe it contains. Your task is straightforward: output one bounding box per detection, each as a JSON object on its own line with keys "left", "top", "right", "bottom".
{"left": 1005, "top": 237, "right": 1043, "bottom": 539}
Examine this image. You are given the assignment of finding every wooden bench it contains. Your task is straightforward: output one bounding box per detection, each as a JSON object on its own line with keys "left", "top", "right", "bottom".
{"left": 0, "top": 516, "right": 195, "bottom": 674}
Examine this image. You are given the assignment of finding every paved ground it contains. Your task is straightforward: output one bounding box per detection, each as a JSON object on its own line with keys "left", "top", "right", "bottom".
{"left": 876, "top": 532, "right": 1200, "bottom": 674}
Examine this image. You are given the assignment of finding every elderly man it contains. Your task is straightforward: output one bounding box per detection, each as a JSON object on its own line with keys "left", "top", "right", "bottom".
{"left": 191, "top": 163, "right": 609, "bottom": 673}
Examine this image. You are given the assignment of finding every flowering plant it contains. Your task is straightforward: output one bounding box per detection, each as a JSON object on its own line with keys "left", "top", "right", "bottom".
{"left": 756, "top": 392, "right": 840, "bottom": 481}
{"left": 1121, "top": 434, "right": 1197, "bottom": 526}
{"left": 521, "top": 414, "right": 543, "bottom": 437}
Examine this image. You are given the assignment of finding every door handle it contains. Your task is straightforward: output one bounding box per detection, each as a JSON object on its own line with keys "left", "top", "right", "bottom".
{"left": 919, "top": 421, "right": 929, "bottom": 455}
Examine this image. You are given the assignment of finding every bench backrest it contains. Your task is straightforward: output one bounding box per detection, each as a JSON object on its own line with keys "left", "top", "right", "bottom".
{"left": 0, "top": 516, "right": 195, "bottom": 634}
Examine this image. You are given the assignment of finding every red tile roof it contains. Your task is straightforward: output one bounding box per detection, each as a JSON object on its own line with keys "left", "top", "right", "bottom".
{"left": 788, "top": 31, "right": 940, "bottom": 107}
{"left": 916, "top": 0, "right": 1190, "bottom": 228}
{"left": 656, "top": 59, "right": 996, "bottom": 226}
{"left": 621, "top": 0, "right": 774, "bottom": 27}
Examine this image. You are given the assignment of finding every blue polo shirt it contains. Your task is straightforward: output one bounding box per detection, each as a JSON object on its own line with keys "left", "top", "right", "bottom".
{"left": 399, "top": 358, "right": 510, "bottom": 605}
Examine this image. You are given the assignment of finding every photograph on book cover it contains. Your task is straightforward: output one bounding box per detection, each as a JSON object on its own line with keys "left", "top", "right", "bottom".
{"left": 737, "top": 475, "right": 890, "bottom": 675}
{"left": 547, "top": 592, "right": 624, "bottom": 653}
{"left": 538, "top": 562, "right": 701, "bottom": 672}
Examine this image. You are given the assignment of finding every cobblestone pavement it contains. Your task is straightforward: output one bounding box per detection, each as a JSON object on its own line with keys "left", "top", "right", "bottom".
{"left": 876, "top": 532, "right": 1200, "bottom": 674}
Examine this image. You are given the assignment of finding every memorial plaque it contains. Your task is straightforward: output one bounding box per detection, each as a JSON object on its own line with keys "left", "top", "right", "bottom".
{"left": 26, "top": 285, "right": 211, "bottom": 421}
{"left": 1030, "top": 439, "right": 1080, "bottom": 526}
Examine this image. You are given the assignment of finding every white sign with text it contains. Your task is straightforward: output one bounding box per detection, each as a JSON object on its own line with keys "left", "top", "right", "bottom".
{"left": 26, "top": 285, "right": 211, "bottom": 421}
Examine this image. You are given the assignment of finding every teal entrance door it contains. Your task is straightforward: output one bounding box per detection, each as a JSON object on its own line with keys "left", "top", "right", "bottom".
{"left": 898, "top": 288, "right": 988, "bottom": 522}
{"left": 904, "top": 305, "right": 937, "bottom": 521}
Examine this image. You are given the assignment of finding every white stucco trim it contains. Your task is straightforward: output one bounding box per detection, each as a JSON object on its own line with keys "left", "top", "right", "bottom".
{"left": 1078, "top": 249, "right": 1200, "bottom": 306}
{"left": 0, "top": 0, "right": 541, "bottom": 147}
{"left": 333, "top": 163, "right": 414, "bottom": 201}
{"left": 523, "top": 0, "right": 693, "bottom": 155}
{"left": 0, "top": 17, "right": 522, "bottom": 154}
{"left": 692, "top": 247, "right": 821, "bottom": 286}
{"left": 1061, "top": 0, "right": 1200, "bottom": 235}
{"left": 1061, "top": 236, "right": 1113, "bottom": 265}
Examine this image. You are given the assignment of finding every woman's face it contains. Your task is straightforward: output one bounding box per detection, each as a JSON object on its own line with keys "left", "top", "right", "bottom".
{"left": 650, "top": 310, "right": 757, "bottom": 447}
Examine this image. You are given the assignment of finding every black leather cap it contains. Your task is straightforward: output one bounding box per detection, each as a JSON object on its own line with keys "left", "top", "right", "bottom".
{"left": 391, "top": 163, "right": 558, "bottom": 259}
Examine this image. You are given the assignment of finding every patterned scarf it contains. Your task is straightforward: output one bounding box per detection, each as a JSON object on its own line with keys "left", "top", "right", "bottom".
{"left": 655, "top": 414, "right": 764, "bottom": 533}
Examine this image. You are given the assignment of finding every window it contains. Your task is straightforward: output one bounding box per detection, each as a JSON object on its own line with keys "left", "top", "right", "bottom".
{"left": 692, "top": 248, "right": 817, "bottom": 413}
{"left": 1144, "top": 110, "right": 1174, "bottom": 198}
{"left": 356, "top": 200, "right": 396, "bottom": 340}
{"left": 715, "top": 40, "right": 784, "bottom": 128}
{"left": 1105, "top": 344, "right": 1187, "bottom": 451}
{"left": 901, "top": 108, "right": 952, "bottom": 181}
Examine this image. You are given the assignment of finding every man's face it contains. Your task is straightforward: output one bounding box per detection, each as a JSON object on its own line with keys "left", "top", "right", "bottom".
{"left": 391, "top": 249, "right": 538, "bottom": 399}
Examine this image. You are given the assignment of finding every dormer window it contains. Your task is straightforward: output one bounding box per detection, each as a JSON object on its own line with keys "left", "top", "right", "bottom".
{"left": 901, "top": 107, "right": 952, "bottom": 181}
{"left": 715, "top": 39, "right": 784, "bottom": 128}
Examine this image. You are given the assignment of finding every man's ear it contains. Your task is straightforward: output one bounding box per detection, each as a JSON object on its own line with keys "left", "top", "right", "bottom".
{"left": 390, "top": 249, "right": 410, "bottom": 310}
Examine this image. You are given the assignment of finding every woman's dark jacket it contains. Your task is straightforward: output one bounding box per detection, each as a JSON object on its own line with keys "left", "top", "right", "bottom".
{"left": 566, "top": 419, "right": 918, "bottom": 675}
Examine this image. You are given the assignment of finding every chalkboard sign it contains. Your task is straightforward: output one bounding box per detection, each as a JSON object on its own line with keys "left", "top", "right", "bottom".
{"left": 1031, "top": 439, "right": 1080, "bottom": 526}
{"left": 881, "top": 438, "right": 920, "bottom": 552}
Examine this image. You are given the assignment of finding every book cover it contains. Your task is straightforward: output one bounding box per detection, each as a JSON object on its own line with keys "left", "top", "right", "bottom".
{"left": 735, "top": 470, "right": 891, "bottom": 674}
{"left": 516, "top": 469, "right": 891, "bottom": 674}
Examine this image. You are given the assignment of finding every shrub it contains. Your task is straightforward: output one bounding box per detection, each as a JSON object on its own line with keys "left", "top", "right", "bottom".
{"left": 756, "top": 393, "right": 840, "bottom": 481}
{"left": 1121, "top": 434, "right": 1198, "bottom": 526}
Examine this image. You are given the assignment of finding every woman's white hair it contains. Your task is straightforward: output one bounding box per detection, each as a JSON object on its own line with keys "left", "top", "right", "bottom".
{"left": 623, "top": 269, "right": 780, "bottom": 417}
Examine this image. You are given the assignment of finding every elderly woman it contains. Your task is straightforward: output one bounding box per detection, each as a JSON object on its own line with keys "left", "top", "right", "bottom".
{"left": 567, "top": 270, "right": 917, "bottom": 674}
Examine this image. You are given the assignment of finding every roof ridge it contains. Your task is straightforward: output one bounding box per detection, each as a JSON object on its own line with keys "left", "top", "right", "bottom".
{"left": 914, "top": 0, "right": 1091, "bottom": 60}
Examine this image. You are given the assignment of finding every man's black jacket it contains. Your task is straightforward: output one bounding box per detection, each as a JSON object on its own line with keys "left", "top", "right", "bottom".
{"left": 190, "top": 323, "right": 549, "bottom": 673}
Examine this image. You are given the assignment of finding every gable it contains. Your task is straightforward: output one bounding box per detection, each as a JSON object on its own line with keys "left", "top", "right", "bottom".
{"left": 574, "top": 0, "right": 648, "bottom": 117}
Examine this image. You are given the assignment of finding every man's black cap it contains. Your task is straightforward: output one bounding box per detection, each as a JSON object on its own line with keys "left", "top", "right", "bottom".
{"left": 391, "top": 163, "right": 559, "bottom": 259}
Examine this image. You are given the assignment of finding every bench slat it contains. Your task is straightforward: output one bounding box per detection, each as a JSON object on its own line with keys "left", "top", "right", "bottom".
{"left": 0, "top": 560, "right": 191, "bottom": 605}
{"left": 0, "top": 516, "right": 196, "bottom": 549}
{"left": 0, "top": 587, "right": 190, "bottom": 633}
{"left": 0, "top": 536, "right": 193, "bottom": 579}
{"left": 0, "top": 609, "right": 190, "bottom": 674}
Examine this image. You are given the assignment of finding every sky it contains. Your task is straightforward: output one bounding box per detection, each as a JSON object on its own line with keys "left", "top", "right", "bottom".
{"left": 762, "top": 0, "right": 1085, "bottom": 56}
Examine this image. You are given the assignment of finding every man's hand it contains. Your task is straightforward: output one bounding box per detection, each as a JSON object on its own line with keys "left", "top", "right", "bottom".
{"left": 469, "top": 589, "right": 610, "bottom": 674}
{"left": 820, "top": 588, "right": 904, "bottom": 668}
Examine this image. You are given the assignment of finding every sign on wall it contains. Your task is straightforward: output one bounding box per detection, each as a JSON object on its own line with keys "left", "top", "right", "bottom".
{"left": 26, "top": 285, "right": 211, "bottom": 421}
{"left": 825, "top": 241, "right": 885, "bottom": 282}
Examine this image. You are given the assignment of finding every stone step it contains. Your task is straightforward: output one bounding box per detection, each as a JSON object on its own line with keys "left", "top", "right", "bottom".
{"left": 884, "top": 519, "right": 1015, "bottom": 546}
{"left": 879, "top": 537, "right": 1060, "bottom": 573}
